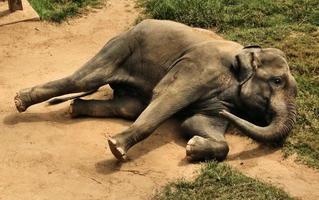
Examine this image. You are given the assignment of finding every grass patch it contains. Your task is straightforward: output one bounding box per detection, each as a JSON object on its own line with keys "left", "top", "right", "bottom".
{"left": 138, "top": 0, "right": 319, "bottom": 30}
{"left": 155, "top": 162, "right": 292, "bottom": 200}
{"left": 138, "top": 0, "right": 319, "bottom": 169}
{"left": 28, "top": 0, "right": 104, "bottom": 22}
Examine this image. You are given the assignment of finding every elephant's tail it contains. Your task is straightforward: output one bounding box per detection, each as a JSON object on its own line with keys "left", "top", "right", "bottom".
{"left": 47, "top": 89, "right": 98, "bottom": 105}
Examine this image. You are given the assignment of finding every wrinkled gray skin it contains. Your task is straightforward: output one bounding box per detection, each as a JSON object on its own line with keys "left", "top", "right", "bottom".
{"left": 14, "top": 20, "right": 297, "bottom": 162}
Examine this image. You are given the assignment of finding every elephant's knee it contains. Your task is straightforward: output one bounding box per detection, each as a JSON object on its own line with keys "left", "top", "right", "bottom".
{"left": 118, "top": 107, "right": 139, "bottom": 119}
{"left": 69, "top": 98, "right": 86, "bottom": 117}
{"left": 117, "top": 98, "right": 144, "bottom": 120}
{"left": 181, "top": 117, "right": 199, "bottom": 137}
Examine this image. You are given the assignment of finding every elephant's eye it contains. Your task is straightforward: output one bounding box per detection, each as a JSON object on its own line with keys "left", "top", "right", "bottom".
{"left": 271, "top": 77, "right": 283, "bottom": 86}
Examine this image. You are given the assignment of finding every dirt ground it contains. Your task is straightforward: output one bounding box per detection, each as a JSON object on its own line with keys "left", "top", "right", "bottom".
{"left": 1, "top": 0, "right": 319, "bottom": 199}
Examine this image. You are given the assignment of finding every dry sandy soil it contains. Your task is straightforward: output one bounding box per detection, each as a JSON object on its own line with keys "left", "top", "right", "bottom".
{"left": 1, "top": 0, "right": 319, "bottom": 199}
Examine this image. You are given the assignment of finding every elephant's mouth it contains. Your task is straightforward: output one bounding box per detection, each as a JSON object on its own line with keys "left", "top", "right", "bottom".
{"left": 234, "top": 96, "right": 271, "bottom": 126}
{"left": 238, "top": 83, "right": 270, "bottom": 119}
{"left": 236, "top": 105, "right": 272, "bottom": 127}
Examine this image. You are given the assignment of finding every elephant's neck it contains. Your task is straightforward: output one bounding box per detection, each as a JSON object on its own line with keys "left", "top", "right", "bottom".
{"left": 217, "top": 84, "right": 242, "bottom": 111}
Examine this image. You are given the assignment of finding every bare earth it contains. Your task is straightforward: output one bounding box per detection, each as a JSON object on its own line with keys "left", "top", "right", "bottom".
{"left": 0, "top": 0, "right": 39, "bottom": 26}
{"left": 0, "top": 0, "right": 319, "bottom": 199}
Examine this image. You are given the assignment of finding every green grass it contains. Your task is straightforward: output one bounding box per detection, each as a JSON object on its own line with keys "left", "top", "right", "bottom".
{"left": 28, "top": 0, "right": 104, "bottom": 22}
{"left": 155, "top": 162, "right": 292, "bottom": 200}
{"left": 138, "top": 0, "right": 319, "bottom": 169}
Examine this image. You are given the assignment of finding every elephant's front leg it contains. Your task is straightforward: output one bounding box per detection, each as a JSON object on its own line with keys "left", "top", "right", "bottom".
{"left": 107, "top": 60, "right": 212, "bottom": 161}
{"left": 107, "top": 91, "right": 191, "bottom": 161}
{"left": 181, "top": 114, "right": 229, "bottom": 161}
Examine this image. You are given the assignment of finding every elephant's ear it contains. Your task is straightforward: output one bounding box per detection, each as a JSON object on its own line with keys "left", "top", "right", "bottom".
{"left": 233, "top": 45, "right": 262, "bottom": 83}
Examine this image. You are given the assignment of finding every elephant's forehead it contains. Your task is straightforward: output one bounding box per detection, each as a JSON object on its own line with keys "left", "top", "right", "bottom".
{"left": 258, "top": 61, "right": 289, "bottom": 77}
{"left": 258, "top": 68, "right": 285, "bottom": 79}
{"left": 260, "top": 52, "right": 287, "bottom": 65}
{"left": 260, "top": 54, "right": 289, "bottom": 72}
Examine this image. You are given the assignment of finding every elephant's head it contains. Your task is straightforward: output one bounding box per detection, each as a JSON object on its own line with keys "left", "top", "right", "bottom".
{"left": 221, "top": 45, "right": 297, "bottom": 143}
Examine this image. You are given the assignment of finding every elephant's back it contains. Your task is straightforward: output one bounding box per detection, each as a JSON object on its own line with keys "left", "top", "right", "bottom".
{"left": 132, "top": 19, "right": 221, "bottom": 50}
{"left": 113, "top": 20, "right": 241, "bottom": 101}
{"left": 123, "top": 20, "right": 223, "bottom": 79}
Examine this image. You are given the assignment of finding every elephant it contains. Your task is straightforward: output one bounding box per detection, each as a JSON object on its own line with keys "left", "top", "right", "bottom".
{"left": 14, "top": 19, "right": 297, "bottom": 162}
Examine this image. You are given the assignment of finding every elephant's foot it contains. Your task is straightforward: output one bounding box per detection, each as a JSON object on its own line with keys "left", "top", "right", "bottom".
{"left": 14, "top": 90, "right": 32, "bottom": 112}
{"left": 186, "top": 136, "right": 229, "bottom": 162}
{"left": 107, "top": 137, "right": 127, "bottom": 161}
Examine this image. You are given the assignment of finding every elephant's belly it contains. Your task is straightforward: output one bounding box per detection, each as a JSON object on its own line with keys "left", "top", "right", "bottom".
{"left": 109, "top": 81, "right": 153, "bottom": 103}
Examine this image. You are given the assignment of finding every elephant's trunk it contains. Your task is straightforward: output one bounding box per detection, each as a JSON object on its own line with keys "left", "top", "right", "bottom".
{"left": 220, "top": 94, "right": 296, "bottom": 143}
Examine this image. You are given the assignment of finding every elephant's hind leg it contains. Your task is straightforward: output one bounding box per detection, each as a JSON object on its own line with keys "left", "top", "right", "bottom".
{"left": 15, "top": 33, "right": 133, "bottom": 112}
{"left": 181, "top": 114, "right": 229, "bottom": 162}
{"left": 14, "top": 71, "right": 107, "bottom": 112}
{"left": 69, "top": 96, "right": 145, "bottom": 120}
